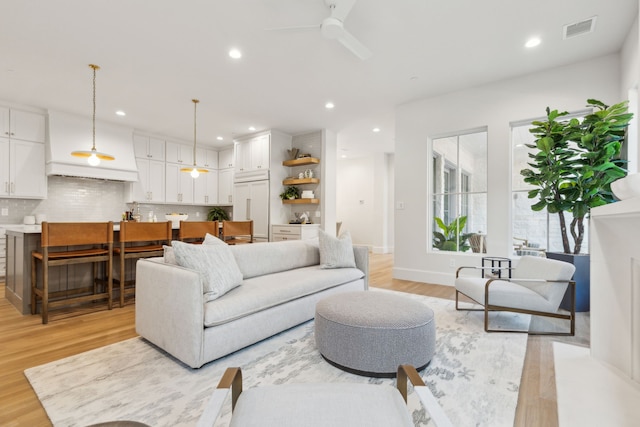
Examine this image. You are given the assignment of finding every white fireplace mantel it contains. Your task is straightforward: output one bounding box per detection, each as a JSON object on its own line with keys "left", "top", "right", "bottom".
{"left": 590, "top": 197, "right": 640, "bottom": 383}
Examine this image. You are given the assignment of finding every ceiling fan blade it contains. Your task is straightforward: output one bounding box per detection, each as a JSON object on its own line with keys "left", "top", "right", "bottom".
{"left": 327, "top": 0, "right": 357, "bottom": 22}
{"left": 265, "top": 24, "right": 319, "bottom": 32}
{"left": 336, "top": 28, "right": 372, "bottom": 60}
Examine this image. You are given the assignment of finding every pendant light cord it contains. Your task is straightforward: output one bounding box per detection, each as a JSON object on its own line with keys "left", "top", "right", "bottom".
{"left": 90, "top": 64, "right": 100, "bottom": 151}
{"left": 192, "top": 99, "right": 199, "bottom": 166}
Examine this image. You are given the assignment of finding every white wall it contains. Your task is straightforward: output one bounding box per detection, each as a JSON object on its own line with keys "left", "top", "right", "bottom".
{"left": 337, "top": 152, "right": 394, "bottom": 253}
{"left": 621, "top": 15, "right": 640, "bottom": 172}
{"left": 394, "top": 53, "right": 624, "bottom": 286}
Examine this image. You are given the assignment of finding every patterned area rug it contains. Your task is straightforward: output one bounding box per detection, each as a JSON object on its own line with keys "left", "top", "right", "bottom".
{"left": 25, "top": 290, "right": 529, "bottom": 426}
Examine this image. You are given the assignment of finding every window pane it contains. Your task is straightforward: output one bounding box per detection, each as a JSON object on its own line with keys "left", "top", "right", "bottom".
{"left": 459, "top": 132, "right": 487, "bottom": 192}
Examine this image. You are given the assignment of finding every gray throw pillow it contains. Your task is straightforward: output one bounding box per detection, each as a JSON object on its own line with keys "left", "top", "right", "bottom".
{"left": 163, "top": 245, "right": 177, "bottom": 265}
{"left": 318, "top": 229, "right": 356, "bottom": 269}
{"left": 203, "top": 232, "right": 225, "bottom": 246}
{"left": 171, "top": 240, "right": 243, "bottom": 301}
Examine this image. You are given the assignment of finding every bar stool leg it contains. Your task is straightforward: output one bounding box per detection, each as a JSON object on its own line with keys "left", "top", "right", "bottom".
{"left": 31, "top": 255, "right": 37, "bottom": 315}
{"left": 42, "top": 257, "right": 49, "bottom": 324}
{"left": 120, "top": 252, "right": 125, "bottom": 308}
{"left": 108, "top": 253, "right": 113, "bottom": 310}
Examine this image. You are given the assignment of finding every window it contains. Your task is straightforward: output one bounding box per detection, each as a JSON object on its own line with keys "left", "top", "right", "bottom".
{"left": 511, "top": 112, "right": 589, "bottom": 255}
{"left": 431, "top": 129, "right": 487, "bottom": 253}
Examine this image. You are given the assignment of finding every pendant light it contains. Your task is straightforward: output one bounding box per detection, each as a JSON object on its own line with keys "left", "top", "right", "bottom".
{"left": 181, "top": 99, "right": 209, "bottom": 178}
{"left": 71, "top": 64, "right": 115, "bottom": 166}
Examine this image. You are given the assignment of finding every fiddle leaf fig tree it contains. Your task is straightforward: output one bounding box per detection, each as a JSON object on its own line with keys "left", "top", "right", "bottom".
{"left": 521, "top": 99, "right": 632, "bottom": 254}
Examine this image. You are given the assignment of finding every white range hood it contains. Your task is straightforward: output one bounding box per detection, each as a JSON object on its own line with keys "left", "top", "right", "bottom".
{"left": 46, "top": 110, "right": 139, "bottom": 181}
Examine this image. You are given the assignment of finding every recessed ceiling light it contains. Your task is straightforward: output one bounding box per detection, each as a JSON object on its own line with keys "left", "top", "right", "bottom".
{"left": 372, "top": 127, "right": 380, "bottom": 133}
{"left": 249, "top": 126, "right": 256, "bottom": 131}
{"left": 217, "top": 136, "right": 223, "bottom": 141}
{"left": 325, "top": 102, "right": 334, "bottom": 109}
{"left": 229, "top": 48, "right": 242, "bottom": 59}
{"left": 525, "top": 37, "right": 541, "bottom": 48}
{"left": 115, "top": 110, "right": 126, "bottom": 116}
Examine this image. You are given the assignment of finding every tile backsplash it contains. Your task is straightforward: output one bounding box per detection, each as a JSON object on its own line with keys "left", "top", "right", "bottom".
{"left": 0, "top": 176, "right": 214, "bottom": 224}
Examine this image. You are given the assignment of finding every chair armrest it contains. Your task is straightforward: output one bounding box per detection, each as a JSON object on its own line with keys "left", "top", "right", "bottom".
{"left": 397, "top": 365, "right": 453, "bottom": 427}
{"left": 195, "top": 367, "right": 243, "bottom": 427}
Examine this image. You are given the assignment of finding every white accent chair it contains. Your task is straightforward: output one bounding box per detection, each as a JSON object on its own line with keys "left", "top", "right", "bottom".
{"left": 455, "top": 255, "right": 576, "bottom": 335}
{"left": 197, "top": 365, "right": 453, "bottom": 427}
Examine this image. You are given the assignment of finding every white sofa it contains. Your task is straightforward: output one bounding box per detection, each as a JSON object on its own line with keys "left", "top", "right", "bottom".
{"left": 135, "top": 239, "right": 368, "bottom": 368}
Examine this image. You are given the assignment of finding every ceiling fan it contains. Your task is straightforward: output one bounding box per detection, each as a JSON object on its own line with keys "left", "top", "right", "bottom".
{"left": 268, "top": 0, "right": 372, "bottom": 60}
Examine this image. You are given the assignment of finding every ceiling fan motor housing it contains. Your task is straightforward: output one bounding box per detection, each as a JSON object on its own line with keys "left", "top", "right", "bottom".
{"left": 321, "top": 17, "right": 344, "bottom": 39}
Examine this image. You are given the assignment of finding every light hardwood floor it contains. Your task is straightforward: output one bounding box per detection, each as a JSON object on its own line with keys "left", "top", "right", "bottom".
{"left": 0, "top": 253, "right": 589, "bottom": 426}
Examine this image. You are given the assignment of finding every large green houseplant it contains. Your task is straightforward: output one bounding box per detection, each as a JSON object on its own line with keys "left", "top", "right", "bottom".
{"left": 521, "top": 99, "right": 633, "bottom": 254}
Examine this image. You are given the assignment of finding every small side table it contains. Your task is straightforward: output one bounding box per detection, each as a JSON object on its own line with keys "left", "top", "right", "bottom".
{"left": 482, "top": 256, "right": 512, "bottom": 278}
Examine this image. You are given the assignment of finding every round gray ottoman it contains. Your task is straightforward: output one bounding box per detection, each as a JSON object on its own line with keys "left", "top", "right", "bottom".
{"left": 315, "top": 291, "right": 436, "bottom": 378}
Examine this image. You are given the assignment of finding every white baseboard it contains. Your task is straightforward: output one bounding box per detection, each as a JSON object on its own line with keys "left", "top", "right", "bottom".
{"left": 392, "top": 267, "right": 454, "bottom": 287}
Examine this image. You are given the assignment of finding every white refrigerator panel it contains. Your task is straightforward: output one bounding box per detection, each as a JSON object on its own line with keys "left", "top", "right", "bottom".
{"left": 233, "top": 180, "right": 269, "bottom": 241}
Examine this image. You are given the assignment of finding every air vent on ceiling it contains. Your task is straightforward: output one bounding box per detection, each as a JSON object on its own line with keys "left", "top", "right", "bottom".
{"left": 563, "top": 16, "right": 597, "bottom": 39}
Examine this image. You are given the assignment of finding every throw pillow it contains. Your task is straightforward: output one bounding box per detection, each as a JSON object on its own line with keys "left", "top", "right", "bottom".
{"left": 171, "top": 240, "right": 243, "bottom": 302}
{"left": 318, "top": 229, "right": 356, "bottom": 269}
{"left": 163, "top": 245, "right": 177, "bottom": 265}
{"left": 203, "top": 232, "right": 225, "bottom": 246}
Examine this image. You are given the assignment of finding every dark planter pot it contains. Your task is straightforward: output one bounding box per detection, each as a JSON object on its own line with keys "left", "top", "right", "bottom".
{"left": 546, "top": 252, "right": 590, "bottom": 312}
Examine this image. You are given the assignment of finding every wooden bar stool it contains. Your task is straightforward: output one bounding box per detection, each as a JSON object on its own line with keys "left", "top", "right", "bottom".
{"left": 31, "top": 222, "right": 114, "bottom": 324}
{"left": 114, "top": 221, "right": 172, "bottom": 307}
{"left": 178, "top": 220, "right": 220, "bottom": 244}
{"left": 221, "top": 220, "right": 254, "bottom": 245}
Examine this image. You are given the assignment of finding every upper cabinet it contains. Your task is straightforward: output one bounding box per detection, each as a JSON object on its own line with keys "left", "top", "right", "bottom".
{"left": 0, "top": 107, "right": 46, "bottom": 143}
{"left": 133, "top": 134, "right": 165, "bottom": 161}
{"left": 218, "top": 147, "right": 234, "bottom": 169}
{"left": 195, "top": 147, "right": 219, "bottom": 169}
{"left": 235, "top": 134, "right": 270, "bottom": 173}
{"left": 165, "top": 140, "right": 194, "bottom": 165}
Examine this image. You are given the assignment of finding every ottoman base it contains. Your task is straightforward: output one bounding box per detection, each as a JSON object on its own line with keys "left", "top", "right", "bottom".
{"left": 321, "top": 354, "right": 431, "bottom": 378}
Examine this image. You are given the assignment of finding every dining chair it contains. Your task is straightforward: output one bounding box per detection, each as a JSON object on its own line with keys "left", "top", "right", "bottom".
{"left": 31, "top": 222, "right": 114, "bottom": 324}
{"left": 114, "top": 221, "right": 172, "bottom": 307}
{"left": 179, "top": 220, "right": 220, "bottom": 244}
{"left": 221, "top": 220, "right": 253, "bottom": 245}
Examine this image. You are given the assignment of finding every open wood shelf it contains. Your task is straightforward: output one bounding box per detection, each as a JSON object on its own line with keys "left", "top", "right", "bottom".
{"left": 282, "top": 157, "right": 320, "bottom": 167}
{"left": 282, "top": 177, "right": 320, "bottom": 185}
{"left": 282, "top": 198, "right": 320, "bottom": 204}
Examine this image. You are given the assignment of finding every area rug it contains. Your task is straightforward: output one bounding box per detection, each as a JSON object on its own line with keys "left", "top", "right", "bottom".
{"left": 25, "top": 290, "right": 529, "bottom": 427}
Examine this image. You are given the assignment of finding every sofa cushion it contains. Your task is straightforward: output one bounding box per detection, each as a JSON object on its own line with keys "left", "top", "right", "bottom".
{"left": 230, "top": 240, "right": 320, "bottom": 279}
{"left": 318, "top": 229, "right": 356, "bottom": 269}
{"left": 172, "top": 241, "right": 243, "bottom": 302}
{"left": 203, "top": 265, "right": 364, "bottom": 327}
{"left": 163, "top": 245, "right": 177, "bottom": 265}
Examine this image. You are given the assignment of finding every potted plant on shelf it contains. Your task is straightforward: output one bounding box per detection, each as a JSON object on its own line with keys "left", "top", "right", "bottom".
{"left": 207, "top": 206, "right": 230, "bottom": 222}
{"left": 280, "top": 186, "right": 300, "bottom": 200}
{"left": 432, "top": 215, "right": 473, "bottom": 252}
{"left": 520, "top": 99, "right": 633, "bottom": 311}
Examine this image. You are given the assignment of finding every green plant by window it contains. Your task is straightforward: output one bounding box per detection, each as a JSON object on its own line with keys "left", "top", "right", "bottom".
{"left": 433, "top": 215, "right": 473, "bottom": 252}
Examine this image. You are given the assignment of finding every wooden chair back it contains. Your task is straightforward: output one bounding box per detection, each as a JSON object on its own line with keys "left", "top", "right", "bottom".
{"left": 222, "top": 220, "right": 254, "bottom": 245}
{"left": 179, "top": 221, "right": 220, "bottom": 243}
{"left": 119, "top": 221, "right": 172, "bottom": 244}
{"left": 41, "top": 221, "right": 114, "bottom": 247}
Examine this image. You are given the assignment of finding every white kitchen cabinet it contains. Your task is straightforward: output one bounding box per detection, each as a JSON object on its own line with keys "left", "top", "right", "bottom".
{"left": 165, "top": 140, "right": 194, "bottom": 165}
{"left": 0, "top": 107, "right": 46, "bottom": 143}
{"left": 235, "top": 134, "right": 269, "bottom": 173}
{"left": 196, "top": 147, "right": 219, "bottom": 169}
{"left": 234, "top": 180, "right": 269, "bottom": 241}
{"left": 165, "top": 163, "right": 194, "bottom": 204}
{"left": 271, "top": 224, "right": 319, "bottom": 241}
{"left": 193, "top": 169, "right": 218, "bottom": 205}
{"left": 218, "top": 147, "right": 234, "bottom": 169}
{"left": 132, "top": 158, "right": 165, "bottom": 202}
{"left": 133, "top": 134, "right": 165, "bottom": 161}
{"left": 218, "top": 168, "right": 233, "bottom": 204}
{"left": 0, "top": 138, "right": 47, "bottom": 198}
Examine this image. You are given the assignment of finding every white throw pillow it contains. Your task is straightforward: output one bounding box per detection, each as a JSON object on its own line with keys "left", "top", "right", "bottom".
{"left": 203, "top": 232, "right": 226, "bottom": 246}
{"left": 163, "top": 245, "right": 177, "bottom": 265}
{"left": 318, "top": 229, "right": 356, "bottom": 269}
{"left": 171, "top": 240, "right": 243, "bottom": 301}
